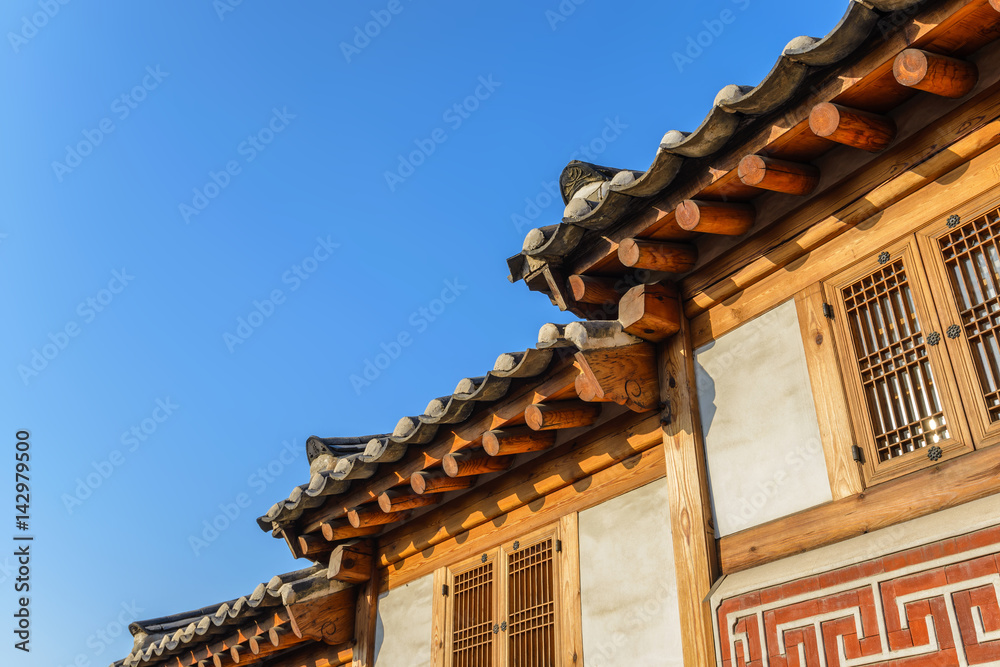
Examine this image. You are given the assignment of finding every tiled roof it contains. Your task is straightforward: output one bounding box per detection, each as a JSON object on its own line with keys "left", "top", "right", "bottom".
{"left": 257, "top": 321, "right": 641, "bottom": 531}
{"left": 117, "top": 566, "right": 331, "bottom": 667}
{"left": 506, "top": 0, "right": 928, "bottom": 289}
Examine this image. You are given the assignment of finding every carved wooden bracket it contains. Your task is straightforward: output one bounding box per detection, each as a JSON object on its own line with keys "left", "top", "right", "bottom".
{"left": 574, "top": 343, "right": 659, "bottom": 413}
{"left": 287, "top": 586, "right": 357, "bottom": 646}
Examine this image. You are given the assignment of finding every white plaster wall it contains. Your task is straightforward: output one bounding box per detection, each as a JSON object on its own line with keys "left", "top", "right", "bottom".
{"left": 374, "top": 574, "right": 433, "bottom": 667}
{"left": 579, "top": 479, "right": 684, "bottom": 666}
{"left": 695, "top": 299, "right": 832, "bottom": 537}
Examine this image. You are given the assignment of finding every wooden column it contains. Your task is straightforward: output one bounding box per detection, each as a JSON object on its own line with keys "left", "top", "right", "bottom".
{"left": 808, "top": 102, "right": 896, "bottom": 152}
{"left": 893, "top": 48, "right": 978, "bottom": 98}
{"left": 659, "top": 315, "right": 719, "bottom": 666}
{"left": 737, "top": 154, "right": 819, "bottom": 195}
{"left": 352, "top": 552, "right": 379, "bottom": 667}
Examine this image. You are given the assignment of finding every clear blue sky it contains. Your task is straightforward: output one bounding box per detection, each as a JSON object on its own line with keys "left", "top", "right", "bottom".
{"left": 0, "top": 2, "right": 846, "bottom": 665}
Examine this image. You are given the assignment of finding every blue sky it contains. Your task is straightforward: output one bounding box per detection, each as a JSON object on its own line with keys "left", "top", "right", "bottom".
{"left": 0, "top": 1, "right": 847, "bottom": 665}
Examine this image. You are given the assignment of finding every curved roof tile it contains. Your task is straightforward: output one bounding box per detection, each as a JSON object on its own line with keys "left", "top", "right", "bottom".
{"left": 509, "top": 0, "right": 925, "bottom": 285}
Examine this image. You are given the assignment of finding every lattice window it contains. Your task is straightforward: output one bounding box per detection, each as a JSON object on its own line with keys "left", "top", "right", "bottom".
{"left": 506, "top": 538, "right": 556, "bottom": 666}
{"left": 936, "top": 206, "right": 1000, "bottom": 422}
{"left": 840, "top": 258, "right": 947, "bottom": 461}
{"left": 827, "top": 238, "right": 973, "bottom": 485}
{"left": 441, "top": 523, "right": 573, "bottom": 667}
{"left": 451, "top": 559, "right": 495, "bottom": 667}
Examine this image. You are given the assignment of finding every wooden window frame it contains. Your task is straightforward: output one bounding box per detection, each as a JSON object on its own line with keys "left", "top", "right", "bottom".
{"left": 916, "top": 198, "right": 1000, "bottom": 451}
{"left": 431, "top": 515, "right": 581, "bottom": 667}
{"left": 825, "top": 236, "right": 973, "bottom": 485}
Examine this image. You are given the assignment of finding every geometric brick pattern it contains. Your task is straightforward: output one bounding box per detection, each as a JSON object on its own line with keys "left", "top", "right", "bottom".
{"left": 716, "top": 524, "right": 1000, "bottom": 666}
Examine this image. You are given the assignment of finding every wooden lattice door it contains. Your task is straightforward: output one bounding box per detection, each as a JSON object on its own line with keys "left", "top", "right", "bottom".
{"left": 441, "top": 524, "right": 568, "bottom": 667}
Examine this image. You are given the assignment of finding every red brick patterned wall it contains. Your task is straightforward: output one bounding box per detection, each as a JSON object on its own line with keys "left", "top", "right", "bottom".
{"left": 716, "top": 524, "right": 1000, "bottom": 666}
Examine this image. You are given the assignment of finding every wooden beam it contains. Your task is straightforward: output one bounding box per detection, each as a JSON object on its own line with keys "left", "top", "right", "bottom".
{"left": 246, "top": 625, "right": 308, "bottom": 660}
{"left": 297, "top": 534, "right": 335, "bottom": 559}
{"left": 377, "top": 410, "right": 665, "bottom": 569}
{"left": 442, "top": 450, "right": 513, "bottom": 477}
{"left": 276, "top": 641, "right": 355, "bottom": 667}
{"left": 524, "top": 401, "right": 601, "bottom": 431}
{"left": 328, "top": 539, "right": 374, "bottom": 584}
{"left": 287, "top": 586, "right": 357, "bottom": 645}
{"left": 690, "top": 121, "right": 1000, "bottom": 346}
{"left": 675, "top": 200, "right": 754, "bottom": 235}
{"left": 794, "top": 284, "right": 865, "bottom": 500}
{"left": 385, "top": 444, "right": 664, "bottom": 591}
{"left": 347, "top": 507, "right": 407, "bottom": 529}
{"left": 737, "top": 154, "right": 819, "bottom": 195}
{"left": 574, "top": 343, "right": 659, "bottom": 413}
{"left": 410, "top": 469, "right": 475, "bottom": 494}
{"left": 376, "top": 489, "right": 438, "bottom": 513}
{"left": 299, "top": 360, "right": 579, "bottom": 533}
{"left": 618, "top": 283, "right": 681, "bottom": 342}
{"left": 720, "top": 435, "right": 1000, "bottom": 574}
{"left": 617, "top": 238, "right": 698, "bottom": 273}
{"left": 893, "top": 48, "right": 978, "bottom": 98}
{"left": 808, "top": 102, "right": 896, "bottom": 152}
{"left": 659, "top": 316, "right": 718, "bottom": 666}
{"left": 320, "top": 521, "right": 382, "bottom": 542}
{"left": 567, "top": 275, "right": 618, "bottom": 305}
{"left": 279, "top": 527, "right": 305, "bottom": 560}
{"left": 229, "top": 644, "right": 249, "bottom": 665}
{"left": 684, "top": 80, "right": 1000, "bottom": 321}
{"left": 482, "top": 428, "right": 556, "bottom": 456}
{"left": 566, "top": 0, "right": 998, "bottom": 280}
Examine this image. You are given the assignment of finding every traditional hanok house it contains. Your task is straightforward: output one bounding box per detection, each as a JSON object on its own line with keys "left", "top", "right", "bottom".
{"left": 115, "top": 0, "right": 1000, "bottom": 665}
